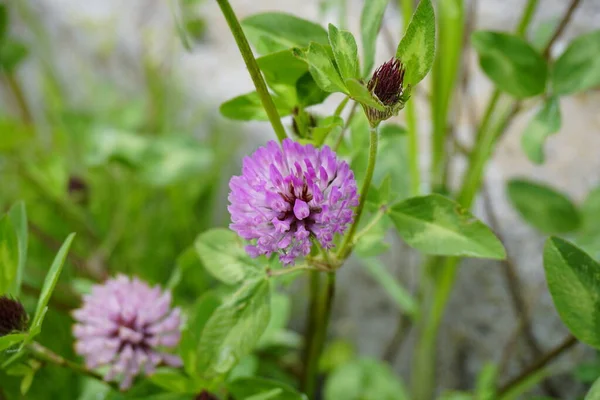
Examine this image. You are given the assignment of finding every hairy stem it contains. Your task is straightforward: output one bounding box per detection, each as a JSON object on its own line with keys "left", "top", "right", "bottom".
{"left": 216, "top": 0, "right": 287, "bottom": 143}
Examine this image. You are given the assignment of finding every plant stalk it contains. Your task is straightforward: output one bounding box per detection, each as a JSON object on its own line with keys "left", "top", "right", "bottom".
{"left": 216, "top": 0, "right": 287, "bottom": 143}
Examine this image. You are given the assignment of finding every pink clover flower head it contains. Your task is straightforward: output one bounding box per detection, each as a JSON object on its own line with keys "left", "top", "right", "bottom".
{"left": 72, "top": 275, "right": 182, "bottom": 390}
{"left": 228, "top": 139, "right": 359, "bottom": 265}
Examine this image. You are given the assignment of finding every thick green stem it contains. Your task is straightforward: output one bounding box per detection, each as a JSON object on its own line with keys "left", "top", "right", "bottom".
{"left": 337, "top": 125, "right": 379, "bottom": 260}
{"left": 216, "top": 0, "right": 287, "bottom": 143}
{"left": 302, "top": 272, "right": 321, "bottom": 396}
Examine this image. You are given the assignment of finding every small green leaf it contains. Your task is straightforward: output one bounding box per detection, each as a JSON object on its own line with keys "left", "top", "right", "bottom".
{"left": 552, "top": 30, "right": 600, "bottom": 95}
{"left": 471, "top": 31, "right": 547, "bottom": 98}
{"left": 220, "top": 91, "right": 292, "bottom": 121}
{"left": 388, "top": 194, "right": 506, "bottom": 259}
{"left": 328, "top": 24, "right": 359, "bottom": 81}
{"left": 544, "top": 237, "right": 600, "bottom": 347}
{"left": 325, "top": 359, "right": 409, "bottom": 400}
{"left": 228, "top": 377, "right": 307, "bottom": 400}
{"left": 0, "top": 215, "right": 18, "bottom": 294}
{"left": 521, "top": 96, "right": 561, "bottom": 164}
{"left": 296, "top": 72, "right": 330, "bottom": 106}
{"left": 148, "top": 368, "right": 200, "bottom": 393}
{"left": 345, "top": 78, "right": 384, "bottom": 110}
{"left": 362, "top": 258, "right": 418, "bottom": 318}
{"left": 0, "top": 333, "right": 27, "bottom": 353}
{"left": 197, "top": 279, "right": 271, "bottom": 378}
{"left": 242, "top": 13, "right": 328, "bottom": 55}
{"left": 194, "top": 228, "right": 263, "bottom": 285}
{"left": 28, "top": 233, "right": 76, "bottom": 339}
{"left": 7, "top": 202, "right": 27, "bottom": 296}
{"left": 395, "top": 0, "right": 436, "bottom": 85}
{"left": 293, "top": 44, "right": 347, "bottom": 94}
{"left": 475, "top": 364, "right": 497, "bottom": 400}
{"left": 0, "top": 39, "right": 28, "bottom": 73}
{"left": 360, "top": 0, "right": 390, "bottom": 76}
{"left": 507, "top": 179, "right": 580, "bottom": 234}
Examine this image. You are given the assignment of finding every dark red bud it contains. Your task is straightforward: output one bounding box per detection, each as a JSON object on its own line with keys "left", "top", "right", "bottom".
{"left": 0, "top": 296, "right": 28, "bottom": 336}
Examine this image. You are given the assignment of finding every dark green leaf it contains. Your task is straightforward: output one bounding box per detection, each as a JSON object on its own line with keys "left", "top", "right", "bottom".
{"left": 471, "top": 31, "right": 547, "bottom": 98}
{"left": 0, "top": 215, "right": 18, "bottom": 294}
{"left": 0, "top": 39, "right": 28, "bottom": 73}
{"left": 228, "top": 377, "right": 307, "bottom": 400}
{"left": 220, "top": 91, "right": 293, "bottom": 121}
{"left": 507, "top": 179, "right": 580, "bottom": 234}
{"left": 324, "top": 359, "right": 409, "bottom": 400}
{"left": 197, "top": 279, "right": 271, "bottom": 378}
{"left": 360, "top": 0, "right": 390, "bottom": 76}
{"left": 328, "top": 24, "right": 359, "bottom": 81}
{"left": 148, "top": 368, "right": 200, "bottom": 393}
{"left": 544, "top": 237, "right": 600, "bottom": 348}
{"left": 293, "top": 44, "right": 347, "bottom": 93}
{"left": 194, "top": 228, "right": 263, "bottom": 285}
{"left": 295, "top": 72, "right": 330, "bottom": 106}
{"left": 521, "top": 96, "right": 561, "bottom": 164}
{"left": 388, "top": 194, "right": 506, "bottom": 259}
{"left": 0, "top": 4, "right": 7, "bottom": 42}
{"left": 552, "top": 30, "right": 600, "bottom": 95}
{"left": 242, "top": 13, "right": 328, "bottom": 55}
{"left": 395, "top": 0, "right": 436, "bottom": 85}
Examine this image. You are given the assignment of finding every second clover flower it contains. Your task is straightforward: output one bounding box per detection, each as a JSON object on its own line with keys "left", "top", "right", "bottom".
{"left": 228, "top": 139, "right": 359, "bottom": 265}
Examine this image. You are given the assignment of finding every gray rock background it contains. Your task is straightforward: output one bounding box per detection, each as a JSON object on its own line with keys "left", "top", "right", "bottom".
{"left": 9, "top": 0, "right": 600, "bottom": 396}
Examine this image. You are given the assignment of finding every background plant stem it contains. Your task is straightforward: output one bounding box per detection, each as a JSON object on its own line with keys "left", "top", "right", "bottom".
{"left": 216, "top": 0, "right": 287, "bottom": 143}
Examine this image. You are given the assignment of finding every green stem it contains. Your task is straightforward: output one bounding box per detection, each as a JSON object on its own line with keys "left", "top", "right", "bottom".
{"left": 302, "top": 271, "right": 321, "bottom": 396}
{"left": 29, "top": 342, "right": 119, "bottom": 390}
{"left": 334, "top": 96, "right": 350, "bottom": 118}
{"left": 337, "top": 125, "right": 379, "bottom": 260}
{"left": 515, "top": 0, "right": 539, "bottom": 37}
{"left": 268, "top": 264, "right": 320, "bottom": 277}
{"left": 216, "top": 0, "right": 287, "bottom": 143}
{"left": 353, "top": 208, "right": 385, "bottom": 244}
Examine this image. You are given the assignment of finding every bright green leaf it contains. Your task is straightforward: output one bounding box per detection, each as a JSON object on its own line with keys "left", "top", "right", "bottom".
{"left": 242, "top": 13, "right": 328, "bottom": 55}
{"left": 148, "top": 368, "right": 200, "bottom": 393}
{"left": 0, "top": 216, "right": 18, "bottom": 294}
{"left": 521, "top": 96, "right": 561, "bottom": 164}
{"left": 475, "top": 363, "right": 497, "bottom": 400}
{"left": 0, "top": 333, "right": 26, "bottom": 353}
{"left": 345, "top": 78, "right": 384, "bottom": 110}
{"left": 194, "top": 228, "right": 263, "bottom": 285}
{"left": 328, "top": 24, "right": 359, "bottom": 81}
{"left": 395, "top": 0, "right": 436, "bottom": 85}
{"left": 552, "top": 30, "right": 600, "bottom": 95}
{"left": 197, "top": 279, "right": 271, "bottom": 378}
{"left": 360, "top": 0, "right": 390, "bottom": 76}
{"left": 7, "top": 202, "right": 27, "bottom": 297}
{"left": 388, "top": 194, "right": 506, "bottom": 259}
{"left": 257, "top": 50, "right": 308, "bottom": 98}
{"left": 293, "top": 44, "right": 347, "bottom": 93}
{"left": 220, "top": 91, "right": 293, "bottom": 121}
{"left": 471, "top": 31, "right": 547, "bottom": 98}
{"left": 0, "top": 118, "right": 34, "bottom": 151}
{"left": 586, "top": 377, "right": 600, "bottom": 400}
{"left": 543, "top": 237, "right": 600, "bottom": 348}
{"left": 228, "top": 377, "right": 307, "bottom": 400}
{"left": 507, "top": 179, "right": 580, "bottom": 234}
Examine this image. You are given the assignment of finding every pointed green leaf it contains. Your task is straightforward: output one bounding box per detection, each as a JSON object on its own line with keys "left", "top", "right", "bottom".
{"left": 345, "top": 78, "right": 385, "bottom": 110}
{"left": 328, "top": 24, "right": 359, "bottom": 81}
{"left": 294, "top": 44, "right": 347, "bottom": 93}
{"left": 0, "top": 215, "right": 18, "bottom": 294}
{"left": 360, "top": 0, "right": 390, "bottom": 76}
{"left": 388, "top": 194, "right": 506, "bottom": 259}
{"left": 0, "top": 333, "right": 26, "bottom": 353}
{"left": 241, "top": 13, "right": 328, "bottom": 55}
{"left": 521, "top": 96, "right": 561, "bottom": 164}
{"left": 395, "top": 0, "right": 436, "bottom": 85}
{"left": 8, "top": 202, "right": 27, "bottom": 296}
{"left": 507, "top": 179, "right": 580, "bottom": 234}
{"left": 471, "top": 31, "right": 547, "bottom": 98}
{"left": 543, "top": 237, "right": 600, "bottom": 348}
{"left": 552, "top": 30, "right": 600, "bottom": 95}
{"left": 197, "top": 279, "right": 271, "bottom": 378}
{"left": 220, "top": 91, "right": 292, "bottom": 121}
{"left": 194, "top": 228, "right": 263, "bottom": 285}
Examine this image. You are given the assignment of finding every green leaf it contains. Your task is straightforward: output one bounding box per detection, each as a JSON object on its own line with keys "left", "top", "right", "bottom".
{"left": 328, "top": 24, "right": 359, "bottom": 81}
{"left": 586, "top": 377, "right": 600, "bottom": 400}
{"left": 574, "top": 187, "right": 600, "bottom": 261}
{"left": 395, "top": 0, "right": 436, "bottom": 85}
{"left": 0, "top": 118, "right": 34, "bottom": 151}
{"left": 293, "top": 44, "right": 347, "bottom": 94}
{"left": 194, "top": 228, "right": 263, "bottom": 285}
{"left": 28, "top": 233, "right": 76, "bottom": 339}
{"left": 180, "top": 291, "right": 222, "bottom": 377}
{"left": 360, "top": 0, "right": 390, "bottom": 76}
{"left": 362, "top": 258, "right": 418, "bottom": 318}
{"left": 7, "top": 202, "right": 27, "bottom": 296}
{"left": 197, "top": 279, "right": 271, "bottom": 378}
{"left": 345, "top": 78, "right": 385, "bottom": 110}
{"left": 0, "top": 333, "right": 27, "bottom": 353}
{"left": 471, "top": 31, "right": 547, "bottom": 98}
{"left": 184, "top": 18, "right": 206, "bottom": 43}
{"left": 241, "top": 13, "right": 328, "bottom": 55}
{"left": 0, "top": 39, "right": 28, "bottom": 73}
{"left": 520, "top": 96, "right": 561, "bottom": 164}
{"left": 295, "top": 72, "right": 330, "bottom": 106}
{"left": 388, "top": 194, "right": 506, "bottom": 259}
{"left": 507, "top": 179, "right": 580, "bottom": 234}
{"left": 0, "top": 215, "right": 18, "bottom": 294}
{"left": 325, "top": 359, "right": 409, "bottom": 400}
{"left": 228, "top": 377, "right": 307, "bottom": 400}
{"left": 319, "top": 340, "right": 355, "bottom": 373}
{"left": 475, "top": 364, "right": 497, "bottom": 400}
{"left": 220, "top": 91, "right": 292, "bottom": 121}
{"left": 543, "top": 237, "right": 600, "bottom": 348}
{"left": 552, "top": 30, "right": 600, "bottom": 95}
{"left": 257, "top": 50, "right": 309, "bottom": 95}
{"left": 312, "top": 116, "right": 344, "bottom": 146}
{"left": 148, "top": 368, "right": 200, "bottom": 393}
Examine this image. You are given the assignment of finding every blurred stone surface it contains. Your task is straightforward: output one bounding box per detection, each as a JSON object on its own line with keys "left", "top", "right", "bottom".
{"left": 12, "top": 0, "right": 600, "bottom": 395}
